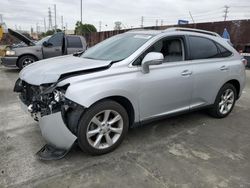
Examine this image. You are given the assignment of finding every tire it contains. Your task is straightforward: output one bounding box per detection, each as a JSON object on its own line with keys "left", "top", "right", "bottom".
{"left": 17, "top": 55, "right": 36, "bottom": 69}
{"left": 209, "top": 83, "right": 237, "bottom": 118}
{"left": 77, "top": 100, "right": 129, "bottom": 155}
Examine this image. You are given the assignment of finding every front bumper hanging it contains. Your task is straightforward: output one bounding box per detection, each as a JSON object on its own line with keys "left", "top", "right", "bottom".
{"left": 36, "top": 112, "right": 77, "bottom": 160}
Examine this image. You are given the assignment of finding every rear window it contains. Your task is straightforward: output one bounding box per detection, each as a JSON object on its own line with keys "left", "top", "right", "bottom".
{"left": 189, "top": 36, "right": 221, "bottom": 60}
{"left": 67, "top": 36, "right": 83, "bottom": 48}
{"left": 216, "top": 43, "right": 232, "bottom": 57}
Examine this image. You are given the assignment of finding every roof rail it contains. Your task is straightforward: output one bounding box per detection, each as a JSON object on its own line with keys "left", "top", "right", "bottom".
{"left": 165, "top": 27, "right": 220, "bottom": 37}
{"left": 126, "top": 29, "right": 156, "bottom": 33}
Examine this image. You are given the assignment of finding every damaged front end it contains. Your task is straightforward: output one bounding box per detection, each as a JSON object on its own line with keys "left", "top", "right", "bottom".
{"left": 14, "top": 79, "right": 81, "bottom": 160}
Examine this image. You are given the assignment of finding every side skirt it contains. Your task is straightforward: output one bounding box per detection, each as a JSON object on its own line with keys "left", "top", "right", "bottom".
{"left": 131, "top": 105, "right": 214, "bottom": 128}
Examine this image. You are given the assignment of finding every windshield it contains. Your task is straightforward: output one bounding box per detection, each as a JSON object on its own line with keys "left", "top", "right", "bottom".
{"left": 36, "top": 36, "right": 51, "bottom": 46}
{"left": 82, "top": 33, "right": 153, "bottom": 62}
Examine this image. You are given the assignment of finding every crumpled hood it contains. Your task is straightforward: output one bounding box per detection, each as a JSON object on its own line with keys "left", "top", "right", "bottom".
{"left": 19, "top": 55, "right": 112, "bottom": 85}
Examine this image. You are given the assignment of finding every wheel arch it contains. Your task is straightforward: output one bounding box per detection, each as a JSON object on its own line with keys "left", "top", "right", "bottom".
{"left": 225, "top": 79, "right": 240, "bottom": 99}
{"left": 88, "top": 96, "right": 135, "bottom": 128}
{"left": 16, "top": 54, "right": 39, "bottom": 67}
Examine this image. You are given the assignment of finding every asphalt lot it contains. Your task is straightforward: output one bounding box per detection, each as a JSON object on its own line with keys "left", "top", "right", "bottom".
{"left": 0, "top": 65, "right": 250, "bottom": 188}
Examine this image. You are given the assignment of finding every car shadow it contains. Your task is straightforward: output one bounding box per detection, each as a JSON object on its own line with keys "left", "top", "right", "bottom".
{"left": 64, "top": 110, "right": 210, "bottom": 160}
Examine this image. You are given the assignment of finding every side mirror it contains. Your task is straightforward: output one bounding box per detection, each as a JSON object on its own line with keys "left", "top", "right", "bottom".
{"left": 141, "top": 52, "right": 164, "bottom": 74}
{"left": 43, "top": 41, "right": 52, "bottom": 47}
{"left": 73, "top": 50, "right": 84, "bottom": 57}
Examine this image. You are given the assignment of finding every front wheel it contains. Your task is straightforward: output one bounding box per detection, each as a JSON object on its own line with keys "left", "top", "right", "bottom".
{"left": 17, "top": 55, "right": 36, "bottom": 69}
{"left": 209, "top": 83, "right": 237, "bottom": 118}
{"left": 77, "top": 100, "right": 129, "bottom": 155}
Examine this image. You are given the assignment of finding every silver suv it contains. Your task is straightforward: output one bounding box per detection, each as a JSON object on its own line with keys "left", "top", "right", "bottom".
{"left": 14, "top": 28, "right": 246, "bottom": 159}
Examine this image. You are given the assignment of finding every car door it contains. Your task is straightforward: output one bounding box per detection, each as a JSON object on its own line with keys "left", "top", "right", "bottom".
{"left": 66, "top": 36, "right": 84, "bottom": 54}
{"left": 187, "top": 36, "right": 231, "bottom": 109}
{"left": 137, "top": 36, "right": 193, "bottom": 121}
{"left": 42, "top": 32, "right": 64, "bottom": 58}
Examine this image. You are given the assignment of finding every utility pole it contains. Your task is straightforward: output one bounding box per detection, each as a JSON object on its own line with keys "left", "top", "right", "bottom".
{"left": 44, "top": 17, "right": 47, "bottom": 32}
{"left": 61, "top": 16, "right": 64, "bottom": 30}
{"left": 141, "top": 16, "right": 144, "bottom": 28}
{"left": 48, "top": 7, "right": 52, "bottom": 31}
{"left": 161, "top": 20, "right": 163, "bottom": 26}
{"left": 54, "top": 4, "right": 57, "bottom": 32}
{"left": 36, "top": 23, "right": 39, "bottom": 34}
{"left": 223, "top": 5, "right": 229, "bottom": 21}
{"left": 99, "top": 21, "right": 102, "bottom": 32}
{"left": 189, "top": 11, "right": 195, "bottom": 24}
{"left": 80, "top": 0, "right": 83, "bottom": 23}
{"left": 155, "top": 19, "right": 158, "bottom": 27}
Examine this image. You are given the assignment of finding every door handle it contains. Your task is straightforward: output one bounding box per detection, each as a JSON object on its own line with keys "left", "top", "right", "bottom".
{"left": 181, "top": 70, "right": 192, "bottom": 76}
{"left": 220, "top": 65, "right": 229, "bottom": 71}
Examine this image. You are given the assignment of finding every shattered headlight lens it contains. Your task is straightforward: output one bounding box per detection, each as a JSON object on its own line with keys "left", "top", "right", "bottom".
{"left": 5, "top": 50, "right": 16, "bottom": 56}
{"left": 53, "top": 90, "right": 64, "bottom": 102}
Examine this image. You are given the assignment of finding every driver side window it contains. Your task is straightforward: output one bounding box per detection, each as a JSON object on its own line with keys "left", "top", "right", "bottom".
{"left": 48, "top": 33, "right": 64, "bottom": 47}
{"left": 133, "top": 37, "right": 184, "bottom": 65}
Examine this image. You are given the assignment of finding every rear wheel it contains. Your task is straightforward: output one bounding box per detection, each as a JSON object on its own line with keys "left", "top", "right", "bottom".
{"left": 209, "top": 83, "right": 237, "bottom": 118}
{"left": 17, "top": 55, "right": 36, "bottom": 69}
{"left": 77, "top": 100, "right": 129, "bottom": 155}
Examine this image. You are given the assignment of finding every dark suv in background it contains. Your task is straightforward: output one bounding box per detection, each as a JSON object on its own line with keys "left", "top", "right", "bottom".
{"left": 1, "top": 29, "right": 87, "bottom": 69}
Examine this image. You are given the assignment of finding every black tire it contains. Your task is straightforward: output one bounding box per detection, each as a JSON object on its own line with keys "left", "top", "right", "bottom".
{"left": 209, "top": 83, "right": 237, "bottom": 118}
{"left": 17, "top": 55, "right": 36, "bottom": 69}
{"left": 77, "top": 100, "right": 129, "bottom": 155}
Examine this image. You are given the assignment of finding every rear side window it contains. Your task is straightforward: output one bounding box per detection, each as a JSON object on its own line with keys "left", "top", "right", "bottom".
{"left": 189, "top": 36, "right": 220, "bottom": 60}
{"left": 216, "top": 43, "right": 232, "bottom": 57}
{"left": 67, "top": 36, "right": 83, "bottom": 48}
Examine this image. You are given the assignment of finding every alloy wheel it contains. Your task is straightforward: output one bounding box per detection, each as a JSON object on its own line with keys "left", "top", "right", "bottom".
{"left": 86, "top": 110, "right": 124, "bottom": 149}
{"left": 218, "top": 88, "right": 235, "bottom": 115}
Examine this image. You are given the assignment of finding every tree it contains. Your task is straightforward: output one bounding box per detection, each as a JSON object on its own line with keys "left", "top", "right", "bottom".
{"left": 75, "top": 21, "right": 97, "bottom": 35}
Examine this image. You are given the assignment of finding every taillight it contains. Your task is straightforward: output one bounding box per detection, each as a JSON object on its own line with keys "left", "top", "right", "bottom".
{"left": 242, "top": 58, "right": 247, "bottom": 66}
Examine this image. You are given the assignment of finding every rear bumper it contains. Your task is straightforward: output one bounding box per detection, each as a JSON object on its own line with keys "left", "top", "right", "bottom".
{"left": 1, "top": 56, "right": 18, "bottom": 68}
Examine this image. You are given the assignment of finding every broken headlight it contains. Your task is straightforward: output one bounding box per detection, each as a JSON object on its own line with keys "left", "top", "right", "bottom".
{"left": 53, "top": 90, "right": 65, "bottom": 102}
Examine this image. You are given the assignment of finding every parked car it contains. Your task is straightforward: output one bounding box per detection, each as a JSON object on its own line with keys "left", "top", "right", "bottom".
{"left": 240, "top": 43, "right": 250, "bottom": 67}
{"left": 1, "top": 29, "right": 87, "bottom": 69}
{"left": 14, "top": 27, "right": 246, "bottom": 160}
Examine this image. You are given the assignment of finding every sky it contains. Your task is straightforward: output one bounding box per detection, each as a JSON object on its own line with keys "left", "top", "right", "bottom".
{"left": 0, "top": 0, "right": 250, "bottom": 32}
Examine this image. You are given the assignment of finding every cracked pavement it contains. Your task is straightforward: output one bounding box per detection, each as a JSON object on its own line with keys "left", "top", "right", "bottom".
{"left": 0, "top": 66, "right": 250, "bottom": 188}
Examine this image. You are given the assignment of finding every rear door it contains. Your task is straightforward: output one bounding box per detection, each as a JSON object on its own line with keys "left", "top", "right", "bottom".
{"left": 187, "top": 35, "right": 232, "bottom": 109}
{"left": 66, "top": 36, "right": 84, "bottom": 54}
{"left": 42, "top": 32, "right": 64, "bottom": 58}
